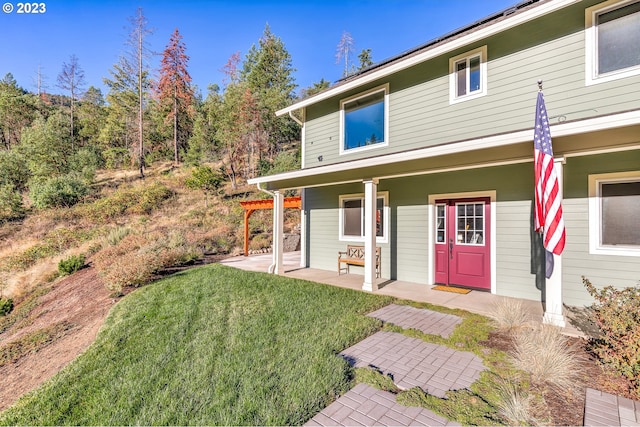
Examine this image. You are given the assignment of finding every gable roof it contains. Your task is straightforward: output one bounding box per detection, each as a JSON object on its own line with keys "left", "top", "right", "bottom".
{"left": 277, "top": 0, "right": 579, "bottom": 117}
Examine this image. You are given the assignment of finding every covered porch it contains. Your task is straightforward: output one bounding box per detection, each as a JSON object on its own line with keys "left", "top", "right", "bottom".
{"left": 219, "top": 251, "right": 585, "bottom": 337}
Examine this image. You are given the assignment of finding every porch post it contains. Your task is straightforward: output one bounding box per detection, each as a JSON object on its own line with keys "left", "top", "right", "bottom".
{"left": 543, "top": 159, "right": 566, "bottom": 327}
{"left": 300, "top": 188, "right": 307, "bottom": 268}
{"left": 362, "top": 179, "right": 378, "bottom": 292}
{"left": 271, "top": 190, "right": 284, "bottom": 275}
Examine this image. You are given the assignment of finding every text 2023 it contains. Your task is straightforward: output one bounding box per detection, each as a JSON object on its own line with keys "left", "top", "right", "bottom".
{"left": 17, "top": 2, "right": 46, "bottom": 13}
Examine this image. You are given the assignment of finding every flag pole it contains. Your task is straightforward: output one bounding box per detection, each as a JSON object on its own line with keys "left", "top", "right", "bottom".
{"left": 533, "top": 79, "right": 566, "bottom": 327}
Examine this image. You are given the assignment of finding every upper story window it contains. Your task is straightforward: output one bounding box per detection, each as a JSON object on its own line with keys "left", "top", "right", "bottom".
{"left": 340, "top": 84, "right": 389, "bottom": 155}
{"left": 449, "top": 46, "right": 487, "bottom": 104}
{"left": 589, "top": 171, "right": 640, "bottom": 256}
{"left": 586, "top": 0, "right": 640, "bottom": 85}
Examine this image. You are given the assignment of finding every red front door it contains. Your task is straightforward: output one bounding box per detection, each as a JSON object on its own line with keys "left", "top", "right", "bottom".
{"left": 434, "top": 198, "right": 491, "bottom": 290}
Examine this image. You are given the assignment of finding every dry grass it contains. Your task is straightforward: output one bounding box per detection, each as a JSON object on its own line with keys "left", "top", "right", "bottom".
{"left": 511, "top": 324, "right": 584, "bottom": 392}
{"left": 495, "top": 379, "right": 547, "bottom": 426}
{"left": 489, "top": 297, "right": 532, "bottom": 331}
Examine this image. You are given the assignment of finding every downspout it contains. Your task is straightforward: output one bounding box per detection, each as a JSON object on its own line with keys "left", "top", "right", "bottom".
{"left": 257, "top": 182, "right": 278, "bottom": 274}
{"left": 288, "top": 110, "right": 303, "bottom": 126}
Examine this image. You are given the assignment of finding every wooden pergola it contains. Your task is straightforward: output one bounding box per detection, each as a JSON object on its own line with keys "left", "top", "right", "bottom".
{"left": 239, "top": 196, "right": 302, "bottom": 256}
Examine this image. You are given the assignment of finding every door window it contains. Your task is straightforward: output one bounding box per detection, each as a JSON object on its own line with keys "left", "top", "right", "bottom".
{"left": 455, "top": 202, "right": 484, "bottom": 245}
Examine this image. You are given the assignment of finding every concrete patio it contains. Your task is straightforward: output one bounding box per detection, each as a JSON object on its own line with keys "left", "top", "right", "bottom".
{"left": 220, "top": 251, "right": 586, "bottom": 337}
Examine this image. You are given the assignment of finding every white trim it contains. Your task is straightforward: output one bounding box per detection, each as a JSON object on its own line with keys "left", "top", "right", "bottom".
{"left": 277, "top": 0, "right": 581, "bottom": 117}
{"left": 427, "top": 190, "right": 497, "bottom": 294}
{"left": 339, "top": 84, "right": 389, "bottom": 155}
{"left": 249, "top": 110, "right": 640, "bottom": 188}
{"left": 585, "top": 0, "right": 640, "bottom": 86}
{"left": 449, "top": 46, "right": 488, "bottom": 104}
{"left": 338, "top": 191, "right": 389, "bottom": 244}
{"left": 588, "top": 171, "right": 640, "bottom": 256}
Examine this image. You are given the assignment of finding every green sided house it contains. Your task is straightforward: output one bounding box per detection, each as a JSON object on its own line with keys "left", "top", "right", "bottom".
{"left": 248, "top": 0, "right": 640, "bottom": 326}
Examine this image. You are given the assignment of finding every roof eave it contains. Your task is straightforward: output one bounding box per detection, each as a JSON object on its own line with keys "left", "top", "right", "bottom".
{"left": 276, "top": 0, "right": 579, "bottom": 117}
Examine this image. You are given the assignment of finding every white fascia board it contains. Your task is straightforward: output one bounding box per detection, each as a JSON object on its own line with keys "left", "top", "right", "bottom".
{"left": 248, "top": 110, "right": 640, "bottom": 186}
{"left": 276, "top": 0, "right": 581, "bottom": 117}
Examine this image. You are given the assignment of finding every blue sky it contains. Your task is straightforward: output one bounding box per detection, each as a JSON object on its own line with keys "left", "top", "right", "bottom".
{"left": 1, "top": 0, "right": 517, "bottom": 98}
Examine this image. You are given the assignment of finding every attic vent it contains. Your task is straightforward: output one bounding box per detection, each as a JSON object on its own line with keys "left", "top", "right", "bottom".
{"left": 503, "top": 7, "right": 518, "bottom": 16}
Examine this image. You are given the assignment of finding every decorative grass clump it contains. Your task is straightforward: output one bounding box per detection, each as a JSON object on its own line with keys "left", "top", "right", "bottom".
{"left": 511, "top": 324, "right": 583, "bottom": 392}
{"left": 0, "top": 265, "right": 393, "bottom": 426}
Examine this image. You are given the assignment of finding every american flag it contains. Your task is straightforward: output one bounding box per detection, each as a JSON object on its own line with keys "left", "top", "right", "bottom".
{"left": 534, "top": 91, "right": 565, "bottom": 255}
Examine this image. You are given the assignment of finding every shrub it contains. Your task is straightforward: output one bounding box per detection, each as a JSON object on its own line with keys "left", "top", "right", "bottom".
{"left": 0, "top": 184, "right": 25, "bottom": 223}
{"left": 185, "top": 165, "right": 223, "bottom": 207}
{"left": 105, "top": 226, "right": 131, "bottom": 246}
{"left": 29, "top": 175, "right": 89, "bottom": 209}
{"left": 58, "top": 254, "right": 86, "bottom": 276}
{"left": 0, "top": 298, "right": 13, "bottom": 316}
{"left": 511, "top": 324, "right": 583, "bottom": 392}
{"left": 102, "top": 147, "right": 130, "bottom": 169}
{"left": 0, "top": 150, "right": 30, "bottom": 192}
{"left": 490, "top": 298, "right": 532, "bottom": 331}
{"left": 583, "top": 276, "right": 640, "bottom": 395}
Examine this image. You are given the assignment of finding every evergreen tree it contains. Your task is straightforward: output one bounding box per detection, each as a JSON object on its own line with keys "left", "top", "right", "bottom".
{"left": 77, "top": 86, "right": 107, "bottom": 147}
{"left": 0, "top": 73, "right": 40, "bottom": 149}
{"left": 155, "top": 28, "right": 195, "bottom": 165}
{"left": 241, "top": 25, "right": 299, "bottom": 165}
{"left": 185, "top": 84, "right": 221, "bottom": 165}
{"left": 358, "top": 48, "right": 373, "bottom": 70}
{"left": 300, "top": 78, "right": 331, "bottom": 99}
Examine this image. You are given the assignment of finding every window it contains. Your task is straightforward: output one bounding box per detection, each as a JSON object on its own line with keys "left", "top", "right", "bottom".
{"left": 586, "top": 0, "right": 640, "bottom": 84}
{"left": 589, "top": 171, "right": 640, "bottom": 256}
{"left": 449, "top": 46, "right": 487, "bottom": 103}
{"left": 339, "top": 193, "right": 388, "bottom": 242}
{"left": 456, "top": 202, "right": 485, "bottom": 245}
{"left": 340, "top": 85, "right": 388, "bottom": 154}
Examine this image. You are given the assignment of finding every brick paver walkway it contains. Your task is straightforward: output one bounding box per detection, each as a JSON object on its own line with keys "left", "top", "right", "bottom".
{"left": 304, "top": 383, "right": 460, "bottom": 427}
{"left": 584, "top": 388, "right": 640, "bottom": 426}
{"left": 367, "top": 304, "right": 462, "bottom": 338}
{"left": 340, "top": 331, "right": 485, "bottom": 398}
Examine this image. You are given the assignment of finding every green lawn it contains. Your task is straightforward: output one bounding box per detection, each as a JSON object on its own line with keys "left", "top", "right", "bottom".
{"left": 0, "top": 265, "right": 394, "bottom": 426}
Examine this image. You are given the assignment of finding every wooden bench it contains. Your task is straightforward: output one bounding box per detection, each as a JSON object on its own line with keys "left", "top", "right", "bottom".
{"left": 338, "top": 245, "right": 381, "bottom": 278}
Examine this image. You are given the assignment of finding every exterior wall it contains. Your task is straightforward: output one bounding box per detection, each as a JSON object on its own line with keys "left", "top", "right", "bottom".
{"left": 306, "top": 163, "right": 545, "bottom": 301}
{"left": 304, "top": 151, "right": 640, "bottom": 306}
{"left": 562, "top": 150, "right": 640, "bottom": 307}
{"left": 303, "top": 0, "right": 640, "bottom": 169}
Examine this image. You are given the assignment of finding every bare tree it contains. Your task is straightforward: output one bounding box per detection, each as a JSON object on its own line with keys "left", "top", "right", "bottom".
{"left": 57, "top": 54, "right": 86, "bottom": 148}
{"left": 127, "top": 7, "right": 153, "bottom": 178}
{"left": 336, "top": 31, "right": 355, "bottom": 78}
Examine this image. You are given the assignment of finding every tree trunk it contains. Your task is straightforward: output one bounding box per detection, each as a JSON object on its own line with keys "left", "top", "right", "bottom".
{"left": 174, "top": 88, "right": 178, "bottom": 165}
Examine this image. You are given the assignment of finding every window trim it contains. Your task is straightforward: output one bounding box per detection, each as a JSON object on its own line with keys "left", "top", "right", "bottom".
{"left": 448, "top": 46, "right": 488, "bottom": 104}
{"left": 339, "top": 84, "right": 389, "bottom": 156}
{"left": 338, "top": 191, "right": 389, "bottom": 243}
{"left": 585, "top": 0, "right": 640, "bottom": 86}
{"left": 588, "top": 171, "right": 640, "bottom": 256}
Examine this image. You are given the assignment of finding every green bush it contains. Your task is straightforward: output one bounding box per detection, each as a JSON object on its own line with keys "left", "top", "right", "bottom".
{"left": 0, "top": 150, "right": 31, "bottom": 192}
{"left": 102, "top": 147, "right": 130, "bottom": 170}
{"left": 0, "top": 184, "right": 25, "bottom": 223}
{"left": 583, "top": 276, "right": 640, "bottom": 396}
{"left": 185, "top": 165, "right": 223, "bottom": 206}
{"left": 0, "top": 298, "right": 13, "bottom": 316}
{"left": 29, "top": 175, "right": 89, "bottom": 209}
{"left": 58, "top": 254, "right": 86, "bottom": 276}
